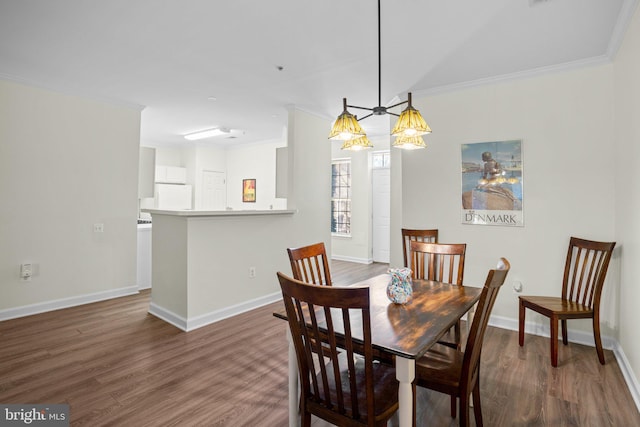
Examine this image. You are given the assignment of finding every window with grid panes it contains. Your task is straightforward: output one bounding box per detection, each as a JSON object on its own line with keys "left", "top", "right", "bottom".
{"left": 331, "top": 160, "right": 351, "bottom": 235}
{"left": 372, "top": 151, "right": 391, "bottom": 169}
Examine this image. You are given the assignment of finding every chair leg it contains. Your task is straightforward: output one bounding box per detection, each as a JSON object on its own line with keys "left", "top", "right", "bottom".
{"left": 518, "top": 301, "right": 525, "bottom": 346}
{"left": 561, "top": 319, "right": 568, "bottom": 345}
{"left": 593, "top": 315, "right": 606, "bottom": 365}
{"left": 459, "top": 392, "right": 470, "bottom": 427}
{"left": 450, "top": 395, "right": 456, "bottom": 418}
{"left": 472, "top": 382, "right": 483, "bottom": 427}
{"left": 455, "top": 320, "right": 461, "bottom": 351}
{"left": 302, "top": 410, "right": 311, "bottom": 427}
{"left": 550, "top": 316, "right": 558, "bottom": 367}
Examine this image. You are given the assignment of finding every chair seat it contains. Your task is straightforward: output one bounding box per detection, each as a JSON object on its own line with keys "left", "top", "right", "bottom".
{"left": 519, "top": 296, "right": 594, "bottom": 318}
{"left": 415, "top": 343, "right": 463, "bottom": 396}
{"left": 311, "top": 355, "right": 399, "bottom": 424}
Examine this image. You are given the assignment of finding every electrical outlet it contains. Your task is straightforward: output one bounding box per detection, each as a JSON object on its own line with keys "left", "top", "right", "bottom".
{"left": 20, "top": 263, "right": 32, "bottom": 281}
{"left": 93, "top": 223, "right": 104, "bottom": 233}
{"left": 249, "top": 267, "right": 256, "bottom": 278}
{"left": 512, "top": 280, "right": 523, "bottom": 293}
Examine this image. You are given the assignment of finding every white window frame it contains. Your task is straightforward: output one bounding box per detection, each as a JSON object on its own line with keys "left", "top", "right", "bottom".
{"left": 331, "top": 159, "right": 351, "bottom": 236}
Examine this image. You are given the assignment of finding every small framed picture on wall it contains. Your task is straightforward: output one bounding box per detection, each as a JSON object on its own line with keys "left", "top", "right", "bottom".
{"left": 242, "top": 179, "right": 256, "bottom": 203}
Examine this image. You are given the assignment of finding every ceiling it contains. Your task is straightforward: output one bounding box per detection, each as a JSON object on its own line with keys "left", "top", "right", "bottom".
{"left": 0, "top": 0, "right": 636, "bottom": 148}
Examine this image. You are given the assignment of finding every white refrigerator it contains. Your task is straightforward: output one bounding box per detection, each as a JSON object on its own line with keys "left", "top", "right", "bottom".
{"left": 155, "top": 184, "right": 192, "bottom": 210}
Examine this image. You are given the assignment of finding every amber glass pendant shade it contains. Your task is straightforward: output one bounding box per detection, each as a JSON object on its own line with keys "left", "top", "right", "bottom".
{"left": 391, "top": 93, "right": 431, "bottom": 137}
{"left": 392, "top": 134, "right": 426, "bottom": 150}
{"left": 328, "top": 98, "right": 366, "bottom": 140}
{"left": 341, "top": 135, "right": 373, "bottom": 151}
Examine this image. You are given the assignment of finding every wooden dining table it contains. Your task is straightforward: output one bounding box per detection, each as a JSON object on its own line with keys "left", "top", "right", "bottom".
{"left": 273, "top": 273, "right": 482, "bottom": 427}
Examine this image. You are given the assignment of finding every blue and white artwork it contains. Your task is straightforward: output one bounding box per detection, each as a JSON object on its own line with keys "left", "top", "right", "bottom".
{"left": 461, "top": 140, "right": 524, "bottom": 227}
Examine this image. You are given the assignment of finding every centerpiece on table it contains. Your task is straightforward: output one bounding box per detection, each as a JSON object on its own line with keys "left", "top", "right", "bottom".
{"left": 386, "top": 267, "right": 413, "bottom": 304}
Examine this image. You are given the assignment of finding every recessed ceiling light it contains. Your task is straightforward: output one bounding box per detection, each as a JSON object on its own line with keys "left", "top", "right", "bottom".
{"left": 184, "top": 127, "right": 230, "bottom": 140}
{"left": 207, "top": 96, "right": 217, "bottom": 101}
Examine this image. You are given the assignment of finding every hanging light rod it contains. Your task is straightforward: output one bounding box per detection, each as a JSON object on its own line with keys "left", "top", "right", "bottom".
{"left": 328, "top": 0, "right": 431, "bottom": 150}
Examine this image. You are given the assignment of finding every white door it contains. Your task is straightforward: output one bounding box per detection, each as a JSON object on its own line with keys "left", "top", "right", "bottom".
{"left": 372, "top": 168, "right": 391, "bottom": 263}
{"left": 202, "top": 170, "right": 226, "bottom": 210}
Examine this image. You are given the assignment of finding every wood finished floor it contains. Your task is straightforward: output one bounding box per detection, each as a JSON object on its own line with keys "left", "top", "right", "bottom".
{"left": 0, "top": 260, "right": 638, "bottom": 426}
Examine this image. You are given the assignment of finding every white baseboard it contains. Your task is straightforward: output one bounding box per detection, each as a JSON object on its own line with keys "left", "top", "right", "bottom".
{"left": 331, "top": 255, "right": 373, "bottom": 264}
{"left": 148, "top": 302, "right": 188, "bottom": 331}
{"left": 613, "top": 342, "right": 640, "bottom": 410}
{"left": 488, "top": 314, "right": 616, "bottom": 349}
{"left": 0, "top": 286, "right": 139, "bottom": 322}
{"left": 148, "top": 291, "right": 283, "bottom": 332}
{"left": 489, "top": 314, "right": 639, "bottom": 412}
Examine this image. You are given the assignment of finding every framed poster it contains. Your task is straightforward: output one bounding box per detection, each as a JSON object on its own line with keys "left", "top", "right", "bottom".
{"left": 461, "top": 140, "right": 523, "bottom": 226}
{"left": 242, "top": 179, "right": 256, "bottom": 203}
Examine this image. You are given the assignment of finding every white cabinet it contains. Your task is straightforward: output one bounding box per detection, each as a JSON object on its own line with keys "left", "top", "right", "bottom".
{"left": 155, "top": 184, "right": 192, "bottom": 210}
{"left": 137, "top": 225, "right": 152, "bottom": 289}
{"left": 155, "top": 166, "right": 187, "bottom": 184}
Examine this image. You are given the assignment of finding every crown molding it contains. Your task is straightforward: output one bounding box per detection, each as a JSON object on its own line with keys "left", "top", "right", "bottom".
{"left": 411, "top": 55, "right": 612, "bottom": 99}
{"left": 0, "top": 72, "right": 145, "bottom": 111}
{"left": 411, "top": 0, "right": 638, "bottom": 99}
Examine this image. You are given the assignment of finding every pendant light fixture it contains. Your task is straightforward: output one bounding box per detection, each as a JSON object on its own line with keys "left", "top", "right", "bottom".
{"left": 328, "top": 99, "right": 366, "bottom": 141}
{"left": 328, "top": 0, "right": 431, "bottom": 150}
{"left": 341, "top": 135, "right": 374, "bottom": 151}
{"left": 392, "top": 134, "right": 427, "bottom": 150}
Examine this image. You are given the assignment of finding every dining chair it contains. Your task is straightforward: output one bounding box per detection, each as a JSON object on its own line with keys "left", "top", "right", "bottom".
{"left": 401, "top": 228, "right": 438, "bottom": 268}
{"left": 414, "top": 258, "right": 510, "bottom": 427}
{"left": 276, "top": 272, "right": 399, "bottom": 427}
{"left": 518, "top": 237, "right": 616, "bottom": 367}
{"left": 287, "top": 242, "right": 332, "bottom": 286}
{"left": 410, "top": 241, "right": 467, "bottom": 350}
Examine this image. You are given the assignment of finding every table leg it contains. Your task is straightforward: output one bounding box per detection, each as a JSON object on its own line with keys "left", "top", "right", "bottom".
{"left": 396, "top": 355, "right": 416, "bottom": 427}
{"left": 286, "top": 328, "right": 300, "bottom": 427}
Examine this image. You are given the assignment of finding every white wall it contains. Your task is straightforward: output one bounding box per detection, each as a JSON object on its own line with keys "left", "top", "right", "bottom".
{"left": 331, "top": 136, "right": 391, "bottom": 263}
{"left": 149, "top": 108, "right": 331, "bottom": 327}
{"left": 286, "top": 108, "right": 332, "bottom": 248}
{"left": 226, "top": 140, "right": 287, "bottom": 210}
{"left": 402, "top": 65, "right": 617, "bottom": 338}
{"left": 613, "top": 4, "right": 640, "bottom": 399}
{"left": 192, "top": 145, "right": 226, "bottom": 210}
{"left": 330, "top": 141, "right": 372, "bottom": 263}
{"left": 149, "top": 142, "right": 286, "bottom": 211}
{"left": 0, "top": 79, "right": 141, "bottom": 314}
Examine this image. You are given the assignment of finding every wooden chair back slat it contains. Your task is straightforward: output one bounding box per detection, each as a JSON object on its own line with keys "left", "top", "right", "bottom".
{"left": 409, "top": 241, "right": 466, "bottom": 285}
{"left": 401, "top": 228, "right": 438, "bottom": 268}
{"left": 562, "top": 237, "right": 615, "bottom": 310}
{"left": 287, "top": 242, "right": 332, "bottom": 286}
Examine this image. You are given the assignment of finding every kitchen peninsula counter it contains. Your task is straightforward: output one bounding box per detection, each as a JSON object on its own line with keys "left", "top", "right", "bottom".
{"left": 143, "top": 208, "right": 297, "bottom": 332}
{"left": 143, "top": 208, "right": 296, "bottom": 217}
